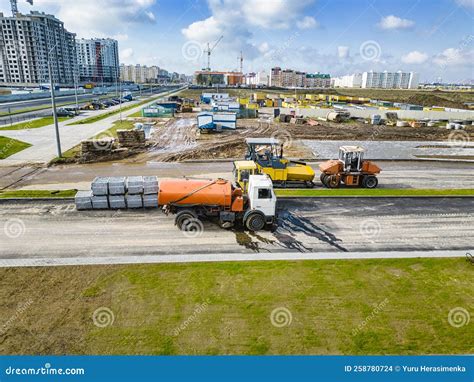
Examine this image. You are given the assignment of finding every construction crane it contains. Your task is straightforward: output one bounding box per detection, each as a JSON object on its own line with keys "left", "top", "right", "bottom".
{"left": 205, "top": 35, "right": 223, "bottom": 71}
{"left": 10, "top": 0, "right": 33, "bottom": 16}
{"left": 238, "top": 51, "right": 243, "bottom": 73}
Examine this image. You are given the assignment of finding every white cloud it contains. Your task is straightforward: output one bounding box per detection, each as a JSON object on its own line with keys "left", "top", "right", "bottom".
{"left": 120, "top": 48, "right": 134, "bottom": 61}
{"left": 433, "top": 47, "right": 473, "bottom": 66}
{"left": 456, "top": 0, "right": 474, "bottom": 8}
{"left": 258, "top": 42, "right": 270, "bottom": 53}
{"left": 401, "top": 50, "right": 428, "bottom": 64}
{"left": 181, "top": 0, "right": 316, "bottom": 68}
{"left": 233, "top": 0, "right": 314, "bottom": 29}
{"left": 378, "top": 15, "right": 415, "bottom": 30}
{"left": 296, "top": 16, "right": 318, "bottom": 30}
{"left": 11, "top": 0, "right": 157, "bottom": 38}
{"left": 338, "top": 46, "right": 349, "bottom": 59}
{"left": 181, "top": 16, "right": 223, "bottom": 43}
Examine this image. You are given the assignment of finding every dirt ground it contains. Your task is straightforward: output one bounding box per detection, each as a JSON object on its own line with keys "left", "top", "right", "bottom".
{"left": 123, "top": 113, "right": 474, "bottom": 162}
{"left": 179, "top": 88, "right": 474, "bottom": 109}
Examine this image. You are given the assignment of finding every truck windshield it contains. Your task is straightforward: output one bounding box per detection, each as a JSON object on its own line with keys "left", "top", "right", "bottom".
{"left": 258, "top": 188, "right": 272, "bottom": 199}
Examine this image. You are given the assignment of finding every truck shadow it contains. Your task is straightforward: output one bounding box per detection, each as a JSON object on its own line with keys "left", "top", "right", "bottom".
{"left": 233, "top": 210, "right": 347, "bottom": 253}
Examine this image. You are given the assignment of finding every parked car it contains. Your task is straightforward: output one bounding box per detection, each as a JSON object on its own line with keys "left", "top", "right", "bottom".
{"left": 63, "top": 106, "right": 80, "bottom": 116}
{"left": 55, "top": 108, "right": 75, "bottom": 117}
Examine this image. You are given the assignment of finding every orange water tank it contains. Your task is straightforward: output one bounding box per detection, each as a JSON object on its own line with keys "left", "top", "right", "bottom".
{"left": 158, "top": 178, "right": 232, "bottom": 207}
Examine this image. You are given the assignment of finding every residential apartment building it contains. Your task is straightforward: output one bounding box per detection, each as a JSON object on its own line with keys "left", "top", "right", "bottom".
{"left": 120, "top": 64, "right": 160, "bottom": 83}
{"left": 270, "top": 67, "right": 282, "bottom": 87}
{"left": 0, "top": 11, "right": 76, "bottom": 85}
{"left": 245, "top": 71, "right": 269, "bottom": 86}
{"left": 193, "top": 71, "right": 243, "bottom": 86}
{"left": 361, "top": 71, "right": 419, "bottom": 89}
{"left": 332, "top": 73, "right": 363, "bottom": 88}
{"left": 270, "top": 67, "right": 330, "bottom": 88}
{"left": 305, "top": 73, "right": 331, "bottom": 88}
{"left": 76, "top": 38, "right": 119, "bottom": 83}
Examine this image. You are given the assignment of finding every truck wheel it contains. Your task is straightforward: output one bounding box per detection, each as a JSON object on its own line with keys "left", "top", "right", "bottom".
{"left": 320, "top": 174, "right": 329, "bottom": 187}
{"left": 327, "top": 175, "right": 340, "bottom": 188}
{"left": 245, "top": 212, "right": 266, "bottom": 231}
{"left": 362, "top": 176, "right": 378, "bottom": 189}
{"left": 175, "top": 210, "right": 197, "bottom": 231}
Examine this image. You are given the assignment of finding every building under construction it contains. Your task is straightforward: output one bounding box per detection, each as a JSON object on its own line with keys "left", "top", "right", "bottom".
{"left": 193, "top": 71, "right": 244, "bottom": 86}
{"left": 0, "top": 10, "right": 77, "bottom": 86}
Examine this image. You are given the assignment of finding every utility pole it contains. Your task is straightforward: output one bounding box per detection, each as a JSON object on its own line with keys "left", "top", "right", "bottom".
{"left": 119, "top": 78, "right": 123, "bottom": 123}
{"left": 48, "top": 57, "right": 61, "bottom": 157}
{"left": 74, "top": 70, "right": 79, "bottom": 110}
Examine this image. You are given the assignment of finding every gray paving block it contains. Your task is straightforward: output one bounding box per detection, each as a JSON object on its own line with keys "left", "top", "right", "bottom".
{"left": 91, "top": 177, "right": 109, "bottom": 196}
{"left": 108, "top": 195, "right": 126, "bottom": 209}
{"left": 126, "top": 194, "right": 143, "bottom": 208}
{"left": 75, "top": 190, "right": 92, "bottom": 210}
{"left": 143, "top": 176, "right": 159, "bottom": 195}
{"left": 108, "top": 177, "right": 126, "bottom": 195}
{"left": 92, "top": 195, "right": 109, "bottom": 209}
{"left": 143, "top": 193, "right": 158, "bottom": 208}
{"left": 127, "top": 176, "right": 144, "bottom": 194}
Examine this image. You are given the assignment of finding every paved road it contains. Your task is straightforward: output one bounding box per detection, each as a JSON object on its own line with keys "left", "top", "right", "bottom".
{"left": 0, "top": 88, "right": 184, "bottom": 165}
{"left": 1, "top": 160, "right": 473, "bottom": 191}
{"left": 304, "top": 139, "right": 474, "bottom": 160}
{"left": 1, "top": 198, "right": 472, "bottom": 262}
{"left": 0, "top": 87, "right": 173, "bottom": 117}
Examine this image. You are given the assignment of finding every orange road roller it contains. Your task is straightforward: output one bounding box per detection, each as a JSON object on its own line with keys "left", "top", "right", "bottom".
{"left": 319, "top": 146, "right": 381, "bottom": 188}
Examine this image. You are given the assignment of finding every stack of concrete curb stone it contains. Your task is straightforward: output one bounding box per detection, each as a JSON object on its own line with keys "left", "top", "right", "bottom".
{"left": 75, "top": 176, "right": 159, "bottom": 210}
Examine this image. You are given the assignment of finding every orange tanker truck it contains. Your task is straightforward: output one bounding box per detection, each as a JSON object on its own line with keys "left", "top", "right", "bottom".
{"left": 78, "top": 174, "right": 277, "bottom": 232}
{"left": 159, "top": 175, "right": 276, "bottom": 231}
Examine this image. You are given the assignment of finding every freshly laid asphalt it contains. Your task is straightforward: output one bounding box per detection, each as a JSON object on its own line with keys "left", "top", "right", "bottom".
{"left": 0, "top": 198, "right": 472, "bottom": 266}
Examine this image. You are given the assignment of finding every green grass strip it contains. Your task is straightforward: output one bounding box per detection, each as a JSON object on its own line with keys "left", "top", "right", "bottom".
{"left": 0, "top": 189, "right": 77, "bottom": 199}
{"left": 0, "top": 136, "right": 32, "bottom": 159}
{"left": 0, "top": 116, "right": 69, "bottom": 131}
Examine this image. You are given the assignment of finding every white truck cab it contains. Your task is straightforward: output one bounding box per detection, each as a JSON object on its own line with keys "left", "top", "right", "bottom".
{"left": 247, "top": 174, "right": 277, "bottom": 222}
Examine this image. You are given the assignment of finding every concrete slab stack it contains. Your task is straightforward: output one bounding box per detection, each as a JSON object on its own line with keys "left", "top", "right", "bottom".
{"left": 126, "top": 194, "right": 143, "bottom": 209}
{"left": 108, "top": 195, "right": 126, "bottom": 209}
{"left": 108, "top": 177, "right": 126, "bottom": 195}
{"left": 91, "top": 177, "right": 109, "bottom": 195}
{"left": 91, "top": 195, "right": 109, "bottom": 209}
{"left": 143, "top": 176, "right": 159, "bottom": 194}
{"left": 74, "top": 190, "right": 93, "bottom": 210}
{"left": 127, "top": 176, "right": 144, "bottom": 194}
{"left": 75, "top": 175, "right": 159, "bottom": 210}
{"left": 143, "top": 194, "right": 159, "bottom": 208}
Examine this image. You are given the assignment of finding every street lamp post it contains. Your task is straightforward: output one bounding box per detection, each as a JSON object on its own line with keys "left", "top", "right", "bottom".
{"left": 48, "top": 48, "right": 62, "bottom": 158}
{"left": 74, "top": 70, "right": 79, "bottom": 110}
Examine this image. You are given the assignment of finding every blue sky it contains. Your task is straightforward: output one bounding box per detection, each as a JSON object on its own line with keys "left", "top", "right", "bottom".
{"left": 1, "top": 0, "right": 473, "bottom": 82}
